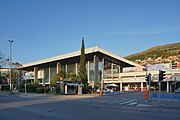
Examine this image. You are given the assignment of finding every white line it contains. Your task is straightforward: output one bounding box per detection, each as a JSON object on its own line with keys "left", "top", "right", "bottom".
{"left": 118, "top": 100, "right": 134, "bottom": 105}
{"left": 127, "top": 102, "right": 137, "bottom": 106}
{"left": 136, "top": 104, "right": 151, "bottom": 107}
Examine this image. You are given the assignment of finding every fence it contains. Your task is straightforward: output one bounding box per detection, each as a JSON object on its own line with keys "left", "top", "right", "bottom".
{"left": 151, "top": 93, "right": 180, "bottom": 99}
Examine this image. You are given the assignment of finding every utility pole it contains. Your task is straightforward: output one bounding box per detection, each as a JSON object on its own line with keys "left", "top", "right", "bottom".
{"left": 8, "top": 39, "right": 14, "bottom": 92}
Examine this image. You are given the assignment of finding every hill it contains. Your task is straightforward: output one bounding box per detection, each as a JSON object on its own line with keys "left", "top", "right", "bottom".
{"left": 125, "top": 42, "right": 180, "bottom": 66}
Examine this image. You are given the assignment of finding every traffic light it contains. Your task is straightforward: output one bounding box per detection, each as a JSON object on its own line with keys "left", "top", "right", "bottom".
{"left": 159, "top": 70, "right": 166, "bottom": 81}
{"left": 145, "top": 74, "right": 150, "bottom": 82}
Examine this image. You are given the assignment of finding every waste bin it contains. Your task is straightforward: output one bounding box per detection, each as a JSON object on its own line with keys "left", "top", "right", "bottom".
{"left": 56, "top": 81, "right": 64, "bottom": 94}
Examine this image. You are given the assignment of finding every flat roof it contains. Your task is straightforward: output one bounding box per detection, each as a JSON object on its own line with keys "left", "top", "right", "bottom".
{"left": 22, "top": 46, "right": 143, "bottom": 68}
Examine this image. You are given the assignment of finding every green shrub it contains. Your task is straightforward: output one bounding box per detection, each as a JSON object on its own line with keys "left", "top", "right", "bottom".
{"left": 36, "top": 87, "right": 44, "bottom": 93}
{"left": 1, "top": 85, "right": 10, "bottom": 91}
{"left": 27, "top": 83, "right": 40, "bottom": 92}
{"left": 45, "top": 86, "right": 50, "bottom": 93}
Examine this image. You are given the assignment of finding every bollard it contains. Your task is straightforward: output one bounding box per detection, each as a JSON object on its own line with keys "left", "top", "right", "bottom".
{"left": 100, "top": 90, "right": 102, "bottom": 96}
{"left": 145, "top": 90, "right": 148, "bottom": 100}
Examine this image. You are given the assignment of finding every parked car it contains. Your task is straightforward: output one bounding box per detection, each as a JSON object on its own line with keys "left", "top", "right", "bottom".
{"left": 96, "top": 88, "right": 114, "bottom": 93}
{"left": 103, "top": 88, "right": 114, "bottom": 93}
{"left": 175, "top": 87, "right": 180, "bottom": 93}
{"left": 96, "top": 89, "right": 100, "bottom": 93}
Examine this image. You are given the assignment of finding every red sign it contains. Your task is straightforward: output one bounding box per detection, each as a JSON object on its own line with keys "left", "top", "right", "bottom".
{"left": 177, "top": 62, "right": 180, "bottom": 68}
{"left": 59, "top": 76, "right": 64, "bottom": 81}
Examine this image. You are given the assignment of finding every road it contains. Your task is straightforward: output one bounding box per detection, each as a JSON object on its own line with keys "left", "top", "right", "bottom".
{"left": 0, "top": 92, "right": 179, "bottom": 120}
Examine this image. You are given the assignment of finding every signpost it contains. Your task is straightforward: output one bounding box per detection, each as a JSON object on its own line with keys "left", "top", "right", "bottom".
{"left": 24, "top": 78, "right": 27, "bottom": 95}
{"left": 145, "top": 73, "right": 151, "bottom": 101}
{"left": 92, "top": 81, "right": 94, "bottom": 94}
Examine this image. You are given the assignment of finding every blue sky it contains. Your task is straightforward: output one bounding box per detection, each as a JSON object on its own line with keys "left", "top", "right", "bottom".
{"left": 0, "top": 0, "right": 180, "bottom": 64}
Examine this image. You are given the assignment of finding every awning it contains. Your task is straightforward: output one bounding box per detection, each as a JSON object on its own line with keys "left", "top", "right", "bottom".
{"left": 108, "top": 83, "right": 118, "bottom": 87}
{"left": 66, "top": 83, "right": 79, "bottom": 86}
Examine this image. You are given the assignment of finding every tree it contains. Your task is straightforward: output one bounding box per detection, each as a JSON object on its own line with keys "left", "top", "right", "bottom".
{"left": 0, "top": 51, "right": 9, "bottom": 84}
{"left": 51, "top": 71, "right": 78, "bottom": 87}
{"left": 12, "top": 62, "right": 22, "bottom": 68}
{"left": 78, "top": 37, "right": 88, "bottom": 93}
{"left": 51, "top": 71, "right": 66, "bottom": 87}
{"left": 0, "top": 51, "right": 9, "bottom": 68}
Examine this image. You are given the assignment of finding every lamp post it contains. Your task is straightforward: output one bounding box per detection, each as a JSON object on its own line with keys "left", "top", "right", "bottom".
{"left": 8, "top": 39, "right": 14, "bottom": 92}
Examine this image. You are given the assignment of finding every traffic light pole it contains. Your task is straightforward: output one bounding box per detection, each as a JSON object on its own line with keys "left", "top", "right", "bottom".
{"left": 148, "top": 73, "right": 151, "bottom": 101}
{"left": 145, "top": 71, "right": 151, "bottom": 101}
{"left": 158, "top": 70, "right": 166, "bottom": 104}
{"left": 158, "top": 80, "right": 161, "bottom": 104}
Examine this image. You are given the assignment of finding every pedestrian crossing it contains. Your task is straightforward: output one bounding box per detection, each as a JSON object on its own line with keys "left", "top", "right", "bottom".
{"left": 75, "top": 98, "right": 139, "bottom": 106}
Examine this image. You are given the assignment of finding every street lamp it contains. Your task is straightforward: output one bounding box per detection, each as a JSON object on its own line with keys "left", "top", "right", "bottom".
{"left": 8, "top": 39, "right": 14, "bottom": 92}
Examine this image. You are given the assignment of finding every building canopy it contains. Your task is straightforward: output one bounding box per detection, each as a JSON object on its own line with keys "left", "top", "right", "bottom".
{"left": 22, "top": 46, "right": 143, "bottom": 70}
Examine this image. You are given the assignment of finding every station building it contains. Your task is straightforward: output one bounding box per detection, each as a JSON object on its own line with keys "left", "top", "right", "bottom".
{"left": 22, "top": 46, "right": 180, "bottom": 92}
{"left": 22, "top": 46, "right": 145, "bottom": 91}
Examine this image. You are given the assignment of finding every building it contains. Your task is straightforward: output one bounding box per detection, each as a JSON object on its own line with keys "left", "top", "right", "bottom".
{"left": 22, "top": 46, "right": 180, "bottom": 92}
{"left": 22, "top": 46, "right": 144, "bottom": 91}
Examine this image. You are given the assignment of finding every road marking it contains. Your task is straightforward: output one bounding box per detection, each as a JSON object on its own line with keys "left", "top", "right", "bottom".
{"left": 118, "top": 100, "right": 134, "bottom": 105}
{"left": 136, "top": 104, "right": 151, "bottom": 107}
{"left": 127, "top": 102, "right": 138, "bottom": 106}
{"left": 77, "top": 99, "right": 139, "bottom": 106}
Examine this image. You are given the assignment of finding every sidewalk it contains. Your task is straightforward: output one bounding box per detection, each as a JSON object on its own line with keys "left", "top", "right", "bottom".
{"left": 19, "top": 93, "right": 99, "bottom": 99}
{"left": 0, "top": 91, "right": 98, "bottom": 99}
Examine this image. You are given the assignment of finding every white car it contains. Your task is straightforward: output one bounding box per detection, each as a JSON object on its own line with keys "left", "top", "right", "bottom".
{"left": 96, "top": 88, "right": 114, "bottom": 93}
{"left": 96, "top": 89, "right": 100, "bottom": 93}
{"left": 104, "top": 88, "right": 113, "bottom": 93}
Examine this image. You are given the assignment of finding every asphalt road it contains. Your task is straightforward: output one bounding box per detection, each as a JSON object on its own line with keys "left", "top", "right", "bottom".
{"left": 0, "top": 92, "right": 179, "bottom": 120}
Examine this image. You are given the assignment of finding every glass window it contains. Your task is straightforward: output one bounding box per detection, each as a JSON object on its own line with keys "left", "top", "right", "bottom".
{"left": 67, "top": 64, "right": 76, "bottom": 73}
{"left": 113, "top": 63, "right": 120, "bottom": 74}
{"left": 98, "top": 62, "right": 102, "bottom": 81}
{"left": 104, "top": 60, "right": 111, "bottom": 79}
{"left": 61, "top": 64, "right": 66, "bottom": 72}
{"left": 89, "top": 62, "right": 94, "bottom": 81}
{"left": 44, "top": 68, "right": 49, "bottom": 83}
{"left": 50, "top": 67, "right": 56, "bottom": 81}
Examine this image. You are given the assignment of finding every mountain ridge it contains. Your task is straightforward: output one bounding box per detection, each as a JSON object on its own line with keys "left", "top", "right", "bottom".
{"left": 125, "top": 42, "right": 180, "bottom": 66}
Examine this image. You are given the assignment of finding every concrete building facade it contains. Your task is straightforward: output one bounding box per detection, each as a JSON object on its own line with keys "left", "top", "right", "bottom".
{"left": 22, "top": 46, "right": 180, "bottom": 92}
{"left": 22, "top": 46, "right": 144, "bottom": 91}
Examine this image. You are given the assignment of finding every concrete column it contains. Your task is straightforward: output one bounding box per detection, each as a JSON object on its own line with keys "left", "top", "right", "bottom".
{"left": 49, "top": 67, "right": 51, "bottom": 84}
{"left": 56, "top": 62, "right": 62, "bottom": 73}
{"left": 102, "top": 58, "right": 104, "bottom": 81}
{"left": 167, "top": 81, "right": 169, "bottom": 93}
{"left": 56, "top": 62, "right": 59, "bottom": 73}
{"left": 87, "top": 61, "right": 90, "bottom": 83}
{"left": 118, "top": 65, "right": 121, "bottom": 78}
{"left": 170, "top": 83, "right": 172, "bottom": 92}
{"left": 111, "top": 62, "right": 113, "bottom": 79}
{"left": 65, "top": 64, "right": 68, "bottom": 73}
{"left": 101, "top": 58, "right": 104, "bottom": 90}
{"left": 120, "top": 82, "right": 123, "bottom": 92}
{"left": 75, "top": 63, "right": 78, "bottom": 76}
{"left": 141, "top": 82, "right": 144, "bottom": 92}
{"left": 34, "top": 67, "right": 38, "bottom": 83}
{"left": 42, "top": 68, "right": 45, "bottom": 86}
{"left": 94, "top": 55, "right": 98, "bottom": 85}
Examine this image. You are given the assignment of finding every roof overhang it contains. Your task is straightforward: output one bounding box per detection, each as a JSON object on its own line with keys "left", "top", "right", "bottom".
{"left": 22, "top": 46, "right": 144, "bottom": 68}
